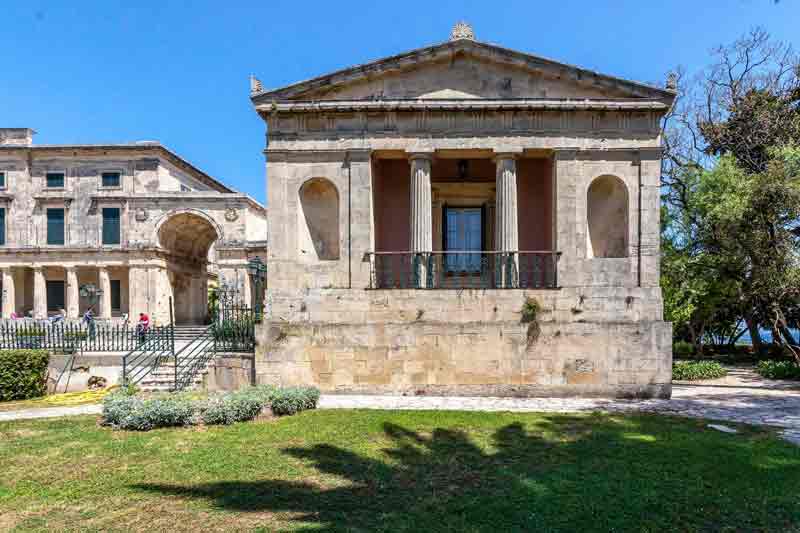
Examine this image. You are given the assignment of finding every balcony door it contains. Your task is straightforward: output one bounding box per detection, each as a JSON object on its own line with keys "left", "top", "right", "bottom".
{"left": 443, "top": 206, "right": 483, "bottom": 273}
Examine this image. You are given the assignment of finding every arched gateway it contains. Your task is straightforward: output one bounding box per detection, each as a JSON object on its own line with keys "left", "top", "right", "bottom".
{"left": 156, "top": 209, "right": 221, "bottom": 324}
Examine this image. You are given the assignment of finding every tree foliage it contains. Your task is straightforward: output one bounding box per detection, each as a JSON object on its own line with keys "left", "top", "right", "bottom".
{"left": 661, "top": 27, "right": 800, "bottom": 361}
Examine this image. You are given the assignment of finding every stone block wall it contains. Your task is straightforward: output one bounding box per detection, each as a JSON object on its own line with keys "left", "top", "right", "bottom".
{"left": 257, "top": 289, "right": 672, "bottom": 398}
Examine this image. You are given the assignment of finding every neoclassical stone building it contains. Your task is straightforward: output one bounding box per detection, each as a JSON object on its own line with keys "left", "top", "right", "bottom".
{"left": 252, "top": 23, "right": 675, "bottom": 397}
{"left": 0, "top": 128, "right": 266, "bottom": 325}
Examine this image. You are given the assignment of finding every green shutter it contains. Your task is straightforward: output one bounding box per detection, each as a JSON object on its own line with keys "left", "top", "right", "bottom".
{"left": 46, "top": 281, "right": 65, "bottom": 312}
{"left": 0, "top": 208, "right": 5, "bottom": 246}
{"left": 47, "top": 209, "right": 65, "bottom": 245}
{"left": 46, "top": 173, "right": 65, "bottom": 188}
{"left": 102, "top": 172, "right": 120, "bottom": 187}
{"left": 0, "top": 172, "right": 6, "bottom": 188}
{"left": 110, "top": 280, "right": 121, "bottom": 311}
{"left": 102, "top": 208, "right": 120, "bottom": 245}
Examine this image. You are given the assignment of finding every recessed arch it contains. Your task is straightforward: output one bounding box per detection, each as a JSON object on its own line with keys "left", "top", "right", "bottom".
{"left": 298, "top": 177, "right": 340, "bottom": 261}
{"left": 155, "top": 208, "right": 222, "bottom": 324}
{"left": 155, "top": 208, "right": 222, "bottom": 262}
{"left": 587, "top": 175, "right": 629, "bottom": 258}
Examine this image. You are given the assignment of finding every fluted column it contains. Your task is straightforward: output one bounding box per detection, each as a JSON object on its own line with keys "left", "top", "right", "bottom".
{"left": 33, "top": 266, "right": 47, "bottom": 319}
{"left": 1, "top": 267, "right": 15, "bottom": 318}
{"left": 65, "top": 266, "right": 79, "bottom": 318}
{"left": 409, "top": 153, "right": 433, "bottom": 288}
{"left": 98, "top": 267, "right": 112, "bottom": 319}
{"left": 495, "top": 154, "right": 519, "bottom": 287}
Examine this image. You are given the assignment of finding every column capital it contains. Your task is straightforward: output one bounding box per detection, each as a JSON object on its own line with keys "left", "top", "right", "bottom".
{"left": 493, "top": 148, "right": 523, "bottom": 162}
{"left": 407, "top": 151, "right": 435, "bottom": 162}
{"left": 553, "top": 148, "right": 579, "bottom": 160}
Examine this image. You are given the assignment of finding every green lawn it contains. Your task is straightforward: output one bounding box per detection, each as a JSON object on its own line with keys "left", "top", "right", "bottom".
{"left": 1, "top": 410, "right": 799, "bottom": 532}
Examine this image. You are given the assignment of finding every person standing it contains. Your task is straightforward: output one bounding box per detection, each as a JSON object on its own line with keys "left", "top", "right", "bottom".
{"left": 83, "top": 306, "right": 96, "bottom": 339}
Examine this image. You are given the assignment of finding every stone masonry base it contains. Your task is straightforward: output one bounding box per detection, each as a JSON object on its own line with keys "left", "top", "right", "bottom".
{"left": 256, "top": 319, "right": 673, "bottom": 399}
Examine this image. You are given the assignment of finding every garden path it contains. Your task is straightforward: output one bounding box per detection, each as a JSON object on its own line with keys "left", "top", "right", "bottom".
{"left": 1, "top": 367, "right": 798, "bottom": 445}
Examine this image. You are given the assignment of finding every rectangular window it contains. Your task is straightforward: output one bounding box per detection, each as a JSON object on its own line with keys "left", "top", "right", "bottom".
{"left": 0, "top": 172, "right": 6, "bottom": 188}
{"left": 46, "top": 172, "right": 65, "bottom": 188}
{"left": 102, "top": 207, "right": 121, "bottom": 245}
{"left": 101, "top": 172, "right": 121, "bottom": 188}
{"left": 46, "top": 208, "right": 65, "bottom": 245}
{"left": 443, "top": 207, "right": 483, "bottom": 273}
{"left": 110, "top": 280, "right": 121, "bottom": 312}
{"left": 46, "top": 280, "right": 65, "bottom": 312}
{"left": 0, "top": 208, "right": 5, "bottom": 246}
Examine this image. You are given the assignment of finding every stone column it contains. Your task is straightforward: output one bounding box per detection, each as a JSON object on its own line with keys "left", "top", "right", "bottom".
{"left": 495, "top": 153, "right": 519, "bottom": 287}
{"left": 128, "top": 265, "right": 146, "bottom": 319}
{"left": 240, "top": 269, "right": 253, "bottom": 308}
{"left": 1, "top": 267, "right": 15, "bottom": 318}
{"left": 33, "top": 266, "right": 47, "bottom": 319}
{"left": 65, "top": 266, "right": 79, "bottom": 318}
{"left": 409, "top": 153, "right": 433, "bottom": 288}
{"left": 98, "top": 267, "right": 112, "bottom": 319}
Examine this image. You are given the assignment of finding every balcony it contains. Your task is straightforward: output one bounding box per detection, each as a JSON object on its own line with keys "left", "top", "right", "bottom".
{"left": 365, "top": 251, "right": 560, "bottom": 290}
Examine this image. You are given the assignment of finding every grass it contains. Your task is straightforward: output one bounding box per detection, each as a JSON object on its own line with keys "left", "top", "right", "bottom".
{"left": 1, "top": 410, "right": 799, "bottom": 532}
{"left": 0, "top": 388, "right": 112, "bottom": 412}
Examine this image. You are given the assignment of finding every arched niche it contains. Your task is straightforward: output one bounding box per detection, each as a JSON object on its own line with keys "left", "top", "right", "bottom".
{"left": 587, "top": 175, "right": 629, "bottom": 258}
{"left": 298, "top": 178, "right": 340, "bottom": 261}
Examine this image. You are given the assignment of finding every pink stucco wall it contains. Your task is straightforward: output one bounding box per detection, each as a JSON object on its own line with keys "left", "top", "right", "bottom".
{"left": 517, "top": 157, "right": 553, "bottom": 251}
{"left": 373, "top": 157, "right": 553, "bottom": 253}
{"left": 373, "top": 159, "right": 411, "bottom": 252}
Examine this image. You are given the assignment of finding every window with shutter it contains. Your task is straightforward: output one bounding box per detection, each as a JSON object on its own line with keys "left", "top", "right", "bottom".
{"left": 102, "top": 208, "right": 121, "bottom": 245}
{"left": 47, "top": 208, "right": 65, "bottom": 245}
{"left": 0, "top": 208, "right": 6, "bottom": 246}
{"left": 46, "top": 281, "right": 65, "bottom": 312}
{"left": 110, "top": 280, "right": 121, "bottom": 311}
{"left": 46, "top": 173, "right": 65, "bottom": 188}
{"left": 101, "top": 172, "right": 121, "bottom": 188}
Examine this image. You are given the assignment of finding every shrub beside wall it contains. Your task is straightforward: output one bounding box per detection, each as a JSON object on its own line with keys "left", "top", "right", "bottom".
{"left": 0, "top": 350, "right": 50, "bottom": 401}
{"left": 672, "top": 360, "right": 728, "bottom": 381}
{"left": 102, "top": 384, "right": 321, "bottom": 431}
{"left": 756, "top": 360, "right": 800, "bottom": 380}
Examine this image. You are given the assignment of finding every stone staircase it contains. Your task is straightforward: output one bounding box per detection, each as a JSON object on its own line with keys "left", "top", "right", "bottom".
{"left": 138, "top": 325, "right": 215, "bottom": 392}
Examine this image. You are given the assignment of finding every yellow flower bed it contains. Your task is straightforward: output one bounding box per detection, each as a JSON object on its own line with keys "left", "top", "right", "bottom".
{"left": 0, "top": 387, "right": 116, "bottom": 411}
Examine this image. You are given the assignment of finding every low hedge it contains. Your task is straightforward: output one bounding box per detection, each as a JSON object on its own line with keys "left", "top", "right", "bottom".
{"left": 672, "top": 360, "right": 728, "bottom": 381}
{"left": 755, "top": 360, "right": 800, "bottom": 380}
{"left": 102, "top": 384, "right": 320, "bottom": 431}
{"left": 0, "top": 349, "right": 50, "bottom": 401}
{"left": 270, "top": 387, "right": 321, "bottom": 416}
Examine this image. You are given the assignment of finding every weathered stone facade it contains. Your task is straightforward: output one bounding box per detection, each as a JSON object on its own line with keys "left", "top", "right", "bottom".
{"left": 252, "top": 24, "right": 675, "bottom": 398}
{"left": 0, "top": 130, "right": 266, "bottom": 325}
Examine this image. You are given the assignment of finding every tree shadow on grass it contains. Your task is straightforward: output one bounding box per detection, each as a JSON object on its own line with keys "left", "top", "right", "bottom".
{"left": 133, "top": 414, "right": 800, "bottom": 532}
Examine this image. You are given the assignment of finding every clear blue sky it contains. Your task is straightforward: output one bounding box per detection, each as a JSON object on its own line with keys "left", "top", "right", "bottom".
{"left": 2, "top": 0, "right": 798, "bottom": 204}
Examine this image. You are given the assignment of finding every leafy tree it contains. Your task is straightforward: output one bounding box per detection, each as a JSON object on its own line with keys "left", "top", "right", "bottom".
{"left": 660, "top": 28, "right": 800, "bottom": 359}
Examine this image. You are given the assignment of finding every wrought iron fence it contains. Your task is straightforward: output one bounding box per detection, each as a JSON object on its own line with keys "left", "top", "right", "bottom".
{"left": 209, "top": 287, "right": 257, "bottom": 353}
{"left": 366, "top": 251, "right": 560, "bottom": 290}
{"left": 0, "top": 321, "right": 164, "bottom": 353}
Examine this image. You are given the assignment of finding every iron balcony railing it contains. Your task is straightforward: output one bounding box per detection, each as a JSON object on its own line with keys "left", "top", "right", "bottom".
{"left": 365, "top": 251, "right": 560, "bottom": 290}
{"left": 0, "top": 321, "right": 166, "bottom": 354}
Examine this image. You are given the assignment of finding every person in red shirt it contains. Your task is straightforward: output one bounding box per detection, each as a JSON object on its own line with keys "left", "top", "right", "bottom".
{"left": 136, "top": 312, "right": 150, "bottom": 343}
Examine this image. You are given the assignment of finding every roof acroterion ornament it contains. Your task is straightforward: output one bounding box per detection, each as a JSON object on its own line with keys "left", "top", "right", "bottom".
{"left": 250, "top": 75, "right": 264, "bottom": 95}
{"left": 449, "top": 21, "right": 475, "bottom": 41}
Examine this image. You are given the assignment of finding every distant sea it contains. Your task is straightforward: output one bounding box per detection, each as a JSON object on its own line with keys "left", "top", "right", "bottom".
{"left": 738, "top": 328, "right": 800, "bottom": 345}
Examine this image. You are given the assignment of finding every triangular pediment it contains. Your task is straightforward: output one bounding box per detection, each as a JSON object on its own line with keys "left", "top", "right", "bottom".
{"left": 252, "top": 39, "right": 674, "bottom": 104}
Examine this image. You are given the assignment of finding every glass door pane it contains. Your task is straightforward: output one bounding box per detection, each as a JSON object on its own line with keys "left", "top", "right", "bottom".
{"left": 444, "top": 207, "right": 482, "bottom": 272}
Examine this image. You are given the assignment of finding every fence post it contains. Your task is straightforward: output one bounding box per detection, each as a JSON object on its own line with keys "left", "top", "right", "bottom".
{"left": 169, "top": 297, "right": 176, "bottom": 391}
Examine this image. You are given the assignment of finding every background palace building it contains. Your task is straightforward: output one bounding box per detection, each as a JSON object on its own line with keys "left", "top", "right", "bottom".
{"left": 0, "top": 128, "right": 266, "bottom": 325}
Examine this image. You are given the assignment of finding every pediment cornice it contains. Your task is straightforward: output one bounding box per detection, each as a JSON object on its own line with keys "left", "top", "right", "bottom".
{"left": 251, "top": 38, "right": 675, "bottom": 104}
